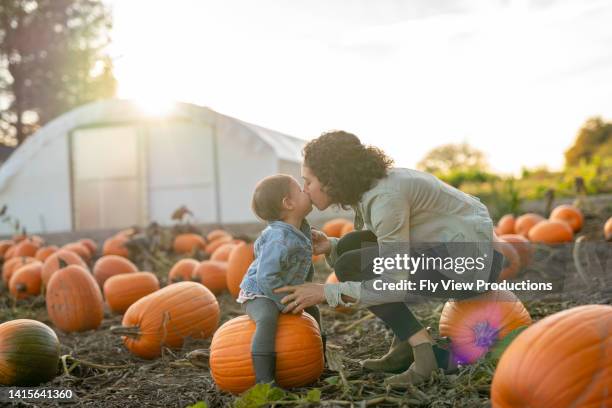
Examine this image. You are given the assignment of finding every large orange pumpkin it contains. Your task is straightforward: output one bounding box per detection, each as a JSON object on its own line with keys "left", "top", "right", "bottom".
{"left": 0, "top": 319, "right": 60, "bottom": 386}
{"left": 514, "top": 213, "right": 544, "bottom": 238}
{"left": 62, "top": 242, "right": 91, "bottom": 262}
{"left": 104, "top": 272, "right": 160, "bottom": 314}
{"left": 2, "top": 256, "right": 37, "bottom": 284}
{"left": 204, "top": 235, "right": 233, "bottom": 255}
{"left": 340, "top": 222, "right": 355, "bottom": 237}
{"left": 192, "top": 260, "right": 227, "bottom": 295}
{"left": 78, "top": 238, "right": 98, "bottom": 256}
{"left": 498, "top": 234, "right": 533, "bottom": 268}
{"left": 93, "top": 255, "right": 138, "bottom": 288}
{"left": 0, "top": 240, "right": 13, "bottom": 259}
{"left": 173, "top": 233, "right": 207, "bottom": 254}
{"left": 226, "top": 242, "right": 254, "bottom": 298}
{"left": 491, "top": 304, "right": 611, "bottom": 408}
{"left": 210, "top": 243, "right": 237, "bottom": 262}
{"left": 41, "top": 249, "right": 88, "bottom": 287}
{"left": 210, "top": 313, "right": 324, "bottom": 394}
{"left": 549, "top": 204, "right": 583, "bottom": 232}
{"left": 114, "top": 282, "right": 220, "bottom": 359}
{"left": 604, "top": 217, "right": 612, "bottom": 241}
{"left": 495, "top": 214, "right": 515, "bottom": 235}
{"left": 206, "top": 229, "right": 231, "bottom": 242}
{"left": 168, "top": 258, "right": 200, "bottom": 283}
{"left": 493, "top": 241, "right": 520, "bottom": 281}
{"left": 527, "top": 220, "right": 573, "bottom": 243}
{"left": 12, "top": 239, "right": 40, "bottom": 258}
{"left": 9, "top": 262, "right": 43, "bottom": 299}
{"left": 439, "top": 290, "right": 532, "bottom": 364}
{"left": 46, "top": 265, "right": 104, "bottom": 332}
{"left": 322, "top": 218, "right": 350, "bottom": 238}
{"left": 35, "top": 245, "right": 58, "bottom": 262}
{"left": 102, "top": 234, "right": 130, "bottom": 258}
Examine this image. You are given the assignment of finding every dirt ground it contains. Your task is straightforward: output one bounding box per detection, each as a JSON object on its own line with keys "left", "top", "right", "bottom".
{"left": 0, "top": 197, "right": 610, "bottom": 408}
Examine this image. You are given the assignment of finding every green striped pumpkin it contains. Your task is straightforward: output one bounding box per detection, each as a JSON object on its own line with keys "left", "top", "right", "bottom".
{"left": 0, "top": 319, "right": 60, "bottom": 385}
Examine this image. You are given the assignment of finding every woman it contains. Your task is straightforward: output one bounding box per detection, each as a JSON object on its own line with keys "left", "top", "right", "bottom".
{"left": 275, "top": 131, "right": 503, "bottom": 386}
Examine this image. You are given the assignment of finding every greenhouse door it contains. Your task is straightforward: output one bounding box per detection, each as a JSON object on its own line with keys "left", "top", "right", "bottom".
{"left": 71, "top": 125, "right": 146, "bottom": 230}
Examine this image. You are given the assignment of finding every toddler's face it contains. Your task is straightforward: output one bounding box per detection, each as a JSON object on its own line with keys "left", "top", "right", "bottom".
{"left": 288, "top": 178, "right": 313, "bottom": 216}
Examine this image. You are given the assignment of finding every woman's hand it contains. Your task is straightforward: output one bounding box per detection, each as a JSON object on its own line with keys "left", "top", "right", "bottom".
{"left": 311, "top": 228, "right": 331, "bottom": 256}
{"left": 274, "top": 283, "right": 326, "bottom": 313}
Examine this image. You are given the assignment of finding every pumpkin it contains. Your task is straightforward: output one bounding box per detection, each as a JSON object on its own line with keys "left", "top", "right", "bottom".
{"left": 113, "top": 281, "right": 220, "bottom": 359}
{"left": 204, "top": 235, "right": 233, "bottom": 255}
{"left": 514, "top": 213, "right": 544, "bottom": 238}
{"left": 173, "top": 233, "right": 206, "bottom": 254}
{"left": 192, "top": 260, "right": 227, "bottom": 295}
{"left": 210, "top": 243, "right": 237, "bottom": 262}
{"left": 62, "top": 242, "right": 91, "bottom": 262}
{"left": 9, "top": 262, "right": 43, "bottom": 299}
{"left": 2, "top": 256, "right": 37, "bottom": 284}
{"left": 0, "top": 240, "right": 13, "bottom": 259}
{"left": 93, "top": 255, "right": 138, "bottom": 288}
{"left": 12, "top": 239, "right": 40, "bottom": 258}
{"left": 0, "top": 319, "right": 60, "bottom": 386}
{"left": 322, "top": 218, "right": 350, "bottom": 238}
{"left": 210, "top": 313, "right": 324, "bottom": 394}
{"left": 439, "top": 290, "right": 532, "bottom": 364}
{"left": 498, "top": 234, "right": 533, "bottom": 268}
{"left": 491, "top": 304, "right": 612, "bottom": 408}
{"left": 207, "top": 229, "right": 231, "bottom": 242}
{"left": 496, "top": 214, "right": 515, "bottom": 235}
{"left": 104, "top": 272, "right": 160, "bottom": 314}
{"left": 493, "top": 241, "right": 520, "bottom": 281}
{"left": 3, "top": 244, "right": 16, "bottom": 260}
{"left": 325, "top": 272, "right": 355, "bottom": 313}
{"left": 78, "top": 238, "right": 98, "bottom": 256}
{"left": 226, "top": 242, "right": 254, "bottom": 298}
{"left": 549, "top": 204, "right": 583, "bottom": 232}
{"left": 527, "top": 220, "right": 573, "bottom": 243}
{"left": 603, "top": 217, "right": 612, "bottom": 241}
{"left": 41, "top": 249, "right": 88, "bottom": 287}
{"left": 340, "top": 222, "right": 355, "bottom": 237}
{"left": 35, "top": 245, "right": 58, "bottom": 262}
{"left": 46, "top": 265, "right": 104, "bottom": 332}
{"left": 102, "top": 234, "right": 130, "bottom": 258}
{"left": 168, "top": 258, "right": 200, "bottom": 283}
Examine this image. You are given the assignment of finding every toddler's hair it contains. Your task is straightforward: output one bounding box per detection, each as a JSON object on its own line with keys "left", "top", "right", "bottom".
{"left": 251, "top": 174, "right": 293, "bottom": 221}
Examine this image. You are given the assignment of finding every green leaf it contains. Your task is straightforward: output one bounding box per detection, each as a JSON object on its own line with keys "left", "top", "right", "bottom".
{"left": 306, "top": 389, "right": 321, "bottom": 403}
{"left": 234, "top": 383, "right": 286, "bottom": 408}
{"left": 324, "top": 376, "right": 339, "bottom": 385}
{"left": 487, "top": 326, "right": 528, "bottom": 362}
{"left": 186, "top": 402, "right": 208, "bottom": 408}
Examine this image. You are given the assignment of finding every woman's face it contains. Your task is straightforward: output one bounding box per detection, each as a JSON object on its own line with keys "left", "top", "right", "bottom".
{"left": 301, "top": 165, "right": 332, "bottom": 210}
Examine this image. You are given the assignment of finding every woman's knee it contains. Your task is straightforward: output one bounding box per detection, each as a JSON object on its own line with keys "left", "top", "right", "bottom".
{"left": 337, "top": 230, "right": 377, "bottom": 256}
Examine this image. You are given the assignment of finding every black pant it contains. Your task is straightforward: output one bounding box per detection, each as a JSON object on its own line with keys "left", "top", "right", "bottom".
{"left": 334, "top": 230, "right": 503, "bottom": 341}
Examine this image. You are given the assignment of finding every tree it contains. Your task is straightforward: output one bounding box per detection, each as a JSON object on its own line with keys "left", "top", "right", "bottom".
{"left": 564, "top": 116, "right": 612, "bottom": 167}
{"left": 0, "top": 0, "right": 116, "bottom": 146}
{"left": 417, "top": 142, "right": 489, "bottom": 174}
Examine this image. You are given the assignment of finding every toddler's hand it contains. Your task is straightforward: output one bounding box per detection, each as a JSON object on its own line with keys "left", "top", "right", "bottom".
{"left": 311, "top": 228, "right": 331, "bottom": 256}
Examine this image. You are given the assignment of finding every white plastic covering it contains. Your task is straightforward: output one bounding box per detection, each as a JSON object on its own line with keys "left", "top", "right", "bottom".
{"left": 0, "top": 99, "right": 329, "bottom": 234}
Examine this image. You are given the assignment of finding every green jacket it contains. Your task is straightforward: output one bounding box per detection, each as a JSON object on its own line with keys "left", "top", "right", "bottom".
{"left": 323, "top": 168, "right": 495, "bottom": 307}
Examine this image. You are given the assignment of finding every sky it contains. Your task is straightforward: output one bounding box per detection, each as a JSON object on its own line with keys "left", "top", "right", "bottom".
{"left": 104, "top": 0, "right": 612, "bottom": 175}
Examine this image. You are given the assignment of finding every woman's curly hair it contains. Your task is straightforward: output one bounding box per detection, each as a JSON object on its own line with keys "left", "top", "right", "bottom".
{"left": 303, "top": 131, "right": 394, "bottom": 207}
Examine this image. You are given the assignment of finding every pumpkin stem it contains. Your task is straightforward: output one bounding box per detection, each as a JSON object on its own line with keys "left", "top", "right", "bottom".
{"left": 15, "top": 283, "right": 27, "bottom": 292}
{"left": 109, "top": 325, "right": 141, "bottom": 338}
{"left": 58, "top": 257, "right": 68, "bottom": 269}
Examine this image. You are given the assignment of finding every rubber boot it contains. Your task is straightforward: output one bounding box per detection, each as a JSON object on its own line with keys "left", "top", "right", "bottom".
{"left": 361, "top": 336, "right": 414, "bottom": 373}
{"left": 252, "top": 352, "right": 277, "bottom": 385}
{"left": 384, "top": 343, "right": 437, "bottom": 387}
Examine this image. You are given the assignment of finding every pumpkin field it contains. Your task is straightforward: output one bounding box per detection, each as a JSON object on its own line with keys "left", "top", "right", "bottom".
{"left": 0, "top": 197, "right": 611, "bottom": 408}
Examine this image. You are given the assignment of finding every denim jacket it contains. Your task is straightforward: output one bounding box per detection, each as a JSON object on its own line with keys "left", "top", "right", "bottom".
{"left": 239, "top": 219, "right": 313, "bottom": 310}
